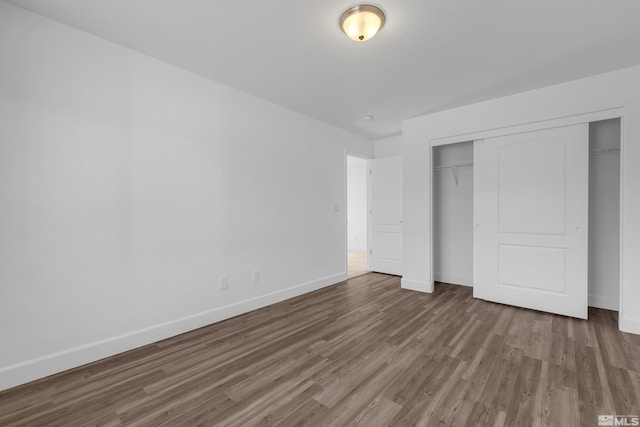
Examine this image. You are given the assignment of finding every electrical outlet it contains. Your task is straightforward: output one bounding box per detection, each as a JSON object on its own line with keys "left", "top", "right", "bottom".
{"left": 252, "top": 271, "right": 260, "bottom": 282}
{"left": 219, "top": 276, "right": 229, "bottom": 291}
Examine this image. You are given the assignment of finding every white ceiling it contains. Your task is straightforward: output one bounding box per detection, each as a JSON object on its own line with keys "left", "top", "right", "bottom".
{"left": 5, "top": 0, "right": 640, "bottom": 139}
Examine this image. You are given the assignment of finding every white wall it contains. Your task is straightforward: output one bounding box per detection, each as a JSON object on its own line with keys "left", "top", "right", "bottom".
{"left": 375, "top": 135, "right": 402, "bottom": 158}
{"left": 589, "top": 119, "right": 621, "bottom": 311}
{"left": 0, "top": 2, "right": 373, "bottom": 391}
{"left": 347, "top": 156, "right": 368, "bottom": 251}
{"left": 433, "top": 142, "right": 473, "bottom": 286}
{"left": 402, "top": 65, "right": 640, "bottom": 334}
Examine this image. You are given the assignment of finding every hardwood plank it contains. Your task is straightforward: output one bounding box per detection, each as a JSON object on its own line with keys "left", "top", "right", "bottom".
{"left": 273, "top": 398, "right": 329, "bottom": 427}
{"left": 240, "top": 381, "right": 323, "bottom": 427}
{"left": 351, "top": 396, "right": 402, "bottom": 427}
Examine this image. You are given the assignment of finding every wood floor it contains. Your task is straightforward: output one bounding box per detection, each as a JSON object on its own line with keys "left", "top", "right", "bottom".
{"left": 1, "top": 273, "right": 639, "bottom": 427}
{"left": 347, "top": 250, "right": 368, "bottom": 278}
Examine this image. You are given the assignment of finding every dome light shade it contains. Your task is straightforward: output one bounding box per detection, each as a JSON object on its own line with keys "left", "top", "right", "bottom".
{"left": 340, "top": 5, "right": 385, "bottom": 42}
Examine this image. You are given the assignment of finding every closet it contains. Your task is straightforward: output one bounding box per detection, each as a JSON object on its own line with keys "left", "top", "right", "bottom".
{"left": 432, "top": 119, "right": 621, "bottom": 315}
{"left": 432, "top": 141, "right": 473, "bottom": 287}
{"left": 588, "top": 118, "right": 621, "bottom": 311}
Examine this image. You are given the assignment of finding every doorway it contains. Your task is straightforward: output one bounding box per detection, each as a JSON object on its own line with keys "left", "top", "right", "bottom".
{"left": 347, "top": 155, "right": 370, "bottom": 278}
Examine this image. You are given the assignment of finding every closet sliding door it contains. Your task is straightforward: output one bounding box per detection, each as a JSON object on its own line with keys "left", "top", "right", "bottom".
{"left": 473, "top": 124, "right": 589, "bottom": 319}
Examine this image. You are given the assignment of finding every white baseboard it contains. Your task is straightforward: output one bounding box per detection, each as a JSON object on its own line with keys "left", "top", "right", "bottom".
{"left": 588, "top": 293, "right": 619, "bottom": 311}
{"left": 401, "top": 277, "right": 433, "bottom": 293}
{"left": 347, "top": 245, "right": 367, "bottom": 252}
{"left": 434, "top": 273, "right": 473, "bottom": 287}
{"left": 619, "top": 316, "right": 640, "bottom": 335}
{"left": 0, "top": 272, "right": 347, "bottom": 392}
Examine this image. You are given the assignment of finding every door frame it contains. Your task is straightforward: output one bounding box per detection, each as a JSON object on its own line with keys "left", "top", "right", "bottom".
{"left": 345, "top": 150, "right": 373, "bottom": 275}
{"left": 428, "top": 108, "right": 625, "bottom": 320}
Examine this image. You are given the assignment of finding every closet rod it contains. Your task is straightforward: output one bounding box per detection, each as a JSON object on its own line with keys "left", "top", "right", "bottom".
{"left": 591, "top": 148, "right": 620, "bottom": 154}
{"left": 433, "top": 162, "right": 473, "bottom": 171}
{"left": 434, "top": 162, "right": 473, "bottom": 187}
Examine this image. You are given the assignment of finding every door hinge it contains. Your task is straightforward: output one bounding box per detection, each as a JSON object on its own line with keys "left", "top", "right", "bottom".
{"left": 369, "top": 249, "right": 372, "bottom": 254}
{"left": 369, "top": 169, "right": 372, "bottom": 175}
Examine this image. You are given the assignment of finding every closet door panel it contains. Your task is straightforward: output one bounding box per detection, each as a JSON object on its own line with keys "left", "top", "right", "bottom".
{"left": 474, "top": 124, "right": 589, "bottom": 319}
{"left": 498, "top": 138, "right": 566, "bottom": 234}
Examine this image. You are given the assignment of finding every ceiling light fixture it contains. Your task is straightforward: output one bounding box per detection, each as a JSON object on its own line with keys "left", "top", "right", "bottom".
{"left": 340, "top": 5, "right": 386, "bottom": 42}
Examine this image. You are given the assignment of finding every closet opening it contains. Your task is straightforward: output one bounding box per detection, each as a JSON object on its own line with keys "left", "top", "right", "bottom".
{"left": 432, "top": 141, "right": 474, "bottom": 287}
{"left": 588, "top": 118, "right": 621, "bottom": 311}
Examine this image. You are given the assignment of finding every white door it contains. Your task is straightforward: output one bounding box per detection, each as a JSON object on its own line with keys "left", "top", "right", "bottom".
{"left": 474, "top": 124, "right": 589, "bottom": 318}
{"left": 370, "top": 156, "right": 402, "bottom": 275}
